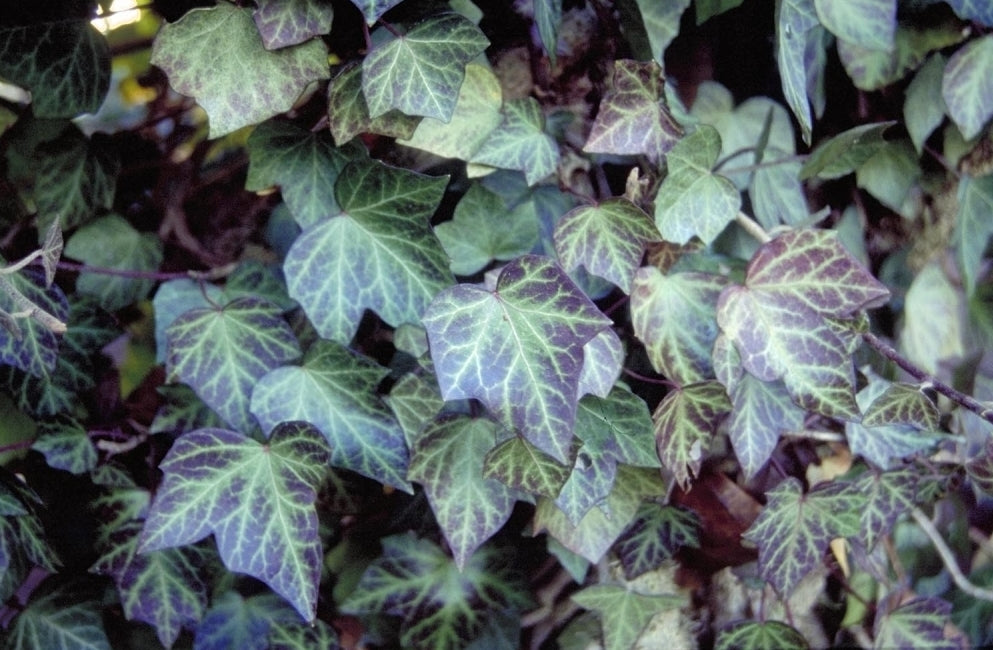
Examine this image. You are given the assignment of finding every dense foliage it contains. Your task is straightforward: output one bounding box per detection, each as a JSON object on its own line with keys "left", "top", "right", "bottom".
{"left": 1, "top": 0, "right": 993, "bottom": 648}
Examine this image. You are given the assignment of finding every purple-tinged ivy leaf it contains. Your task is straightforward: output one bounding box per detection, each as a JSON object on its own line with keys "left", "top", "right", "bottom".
{"left": 150, "top": 384, "right": 227, "bottom": 435}
{"left": 0, "top": 267, "right": 68, "bottom": 378}
{"left": 0, "top": 478, "right": 59, "bottom": 603}
{"left": 814, "top": 0, "right": 895, "bottom": 51}
{"left": 470, "top": 97, "right": 560, "bottom": 185}
{"left": 91, "top": 522, "right": 209, "bottom": 648}
{"left": 423, "top": 255, "right": 611, "bottom": 463}
{"left": 577, "top": 328, "right": 623, "bottom": 399}
{"left": 31, "top": 417, "right": 96, "bottom": 475}
{"left": 955, "top": 174, "right": 993, "bottom": 296}
{"left": 285, "top": 159, "right": 451, "bottom": 343}
{"left": 140, "top": 423, "right": 330, "bottom": 621}
{"left": 362, "top": 14, "right": 489, "bottom": 122}
{"left": 483, "top": 436, "right": 571, "bottom": 499}
{"left": 39, "top": 222, "right": 61, "bottom": 288}
{"left": 4, "top": 582, "right": 110, "bottom": 650}
{"left": 151, "top": 4, "right": 330, "bottom": 138}
{"left": 777, "top": 0, "right": 820, "bottom": 144}
{"left": 727, "top": 374, "right": 806, "bottom": 480}
{"left": 327, "top": 62, "right": 421, "bottom": 145}
{"left": 0, "top": 20, "right": 109, "bottom": 118}
{"left": 943, "top": 35, "right": 993, "bottom": 140}
{"left": 340, "top": 534, "right": 531, "bottom": 650}
{"left": 717, "top": 230, "right": 890, "bottom": 420}
{"left": 252, "top": 0, "right": 334, "bottom": 50}
{"left": 799, "top": 121, "right": 896, "bottom": 180}
{"left": 654, "top": 125, "right": 740, "bottom": 245}
{"left": 385, "top": 372, "right": 445, "bottom": 446}
{"left": 631, "top": 267, "right": 727, "bottom": 384}
{"left": 944, "top": 0, "right": 993, "bottom": 25}
{"left": 246, "top": 120, "right": 363, "bottom": 229}
{"left": 554, "top": 452, "right": 614, "bottom": 527}
{"left": 194, "top": 591, "right": 300, "bottom": 650}
{"left": 165, "top": 296, "right": 300, "bottom": 434}
{"left": 268, "top": 618, "right": 341, "bottom": 649}
{"left": 584, "top": 59, "right": 683, "bottom": 164}
{"left": 408, "top": 415, "right": 518, "bottom": 569}
{"left": 873, "top": 597, "right": 961, "bottom": 650}
{"left": 348, "top": 0, "right": 405, "bottom": 26}
{"left": 534, "top": 466, "right": 665, "bottom": 563}
{"left": 653, "top": 381, "right": 731, "bottom": 490}
{"left": 614, "top": 503, "right": 700, "bottom": 580}
{"left": 572, "top": 584, "right": 685, "bottom": 650}
{"left": 846, "top": 374, "right": 941, "bottom": 469}
{"left": 861, "top": 383, "right": 939, "bottom": 429}
{"left": 251, "top": 340, "right": 412, "bottom": 492}
{"left": 743, "top": 477, "right": 864, "bottom": 596}
{"left": 856, "top": 468, "right": 917, "bottom": 550}
{"left": 554, "top": 198, "right": 661, "bottom": 293}
{"left": 715, "top": 620, "right": 808, "bottom": 650}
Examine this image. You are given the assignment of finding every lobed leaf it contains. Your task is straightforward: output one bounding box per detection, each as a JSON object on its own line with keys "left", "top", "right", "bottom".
{"left": 327, "top": 62, "right": 421, "bottom": 144}
{"left": 942, "top": 35, "right": 993, "bottom": 140}
{"left": 194, "top": 591, "right": 301, "bottom": 650}
{"left": 727, "top": 374, "right": 806, "bottom": 479}
{"left": 348, "top": 0, "right": 406, "bottom": 26}
{"left": 633, "top": 0, "right": 691, "bottom": 63}
{"left": 572, "top": 584, "right": 685, "bottom": 650}
{"left": 577, "top": 328, "right": 624, "bottom": 399}
{"left": 861, "top": 383, "right": 939, "bottom": 430}
{"left": 845, "top": 375, "right": 941, "bottom": 469}
{"left": 715, "top": 620, "right": 809, "bottom": 650}
{"left": 0, "top": 268, "right": 69, "bottom": 378}
{"left": 614, "top": 504, "right": 700, "bottom": 579}
{"left": 856, "top": 468, "right": 917, "bottom": 550}
{"left": 483, "top": 436, "right": 571, "bottom": 499}
{"left": 4, "top": 583, "right": 110, "bottom": 650}
{"left": 470, "top": 98, "right": 560, "bottom": 185}
{"left": 32, "top": 417, "right": 97, "bottom": 475}
{"left": 653, "top": 381, "right": 731, "bottom": 489}
{"left": 385, "top": 372, "right": 445, "bottom": 445}
{"left": 252, "top": 0, "right": 334, "bottom": 50}
{"left": 873, "top": 597, "right": 960, "bottom": 650}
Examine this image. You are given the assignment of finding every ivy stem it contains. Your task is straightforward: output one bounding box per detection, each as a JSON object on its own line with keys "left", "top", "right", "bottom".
{"left": 735, "top": 211, "right": 772, "bottom": 244}
{"left": 621, "top": 367, "right": 677, "bottom": 388}
{"left": 0, "top": 439, "right": 34, "bottom": 454}
{"left": 911, "top": 507, "right": 993, "bottom": 603}
{"left": 56, "top": 260, "right": 238, "bottom": 282}
{"left": 861, "top": 331, "right": 993, "bottom": 426}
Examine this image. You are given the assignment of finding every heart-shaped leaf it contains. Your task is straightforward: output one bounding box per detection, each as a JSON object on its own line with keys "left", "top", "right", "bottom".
{"left": 874, "top": 597, "right": 959, "bottom": 649}
{"left": 715, "top": 620, "right": 809, "bottom": 650}
{"left": 614, "top": 504, "right": 699, "bottom": 579}
{"left": 483, "top": 436, "right": 571, "bottom": 498}
{"left": 653, "top": 381, "right": 731, "bottom": 489}
{"left": 572, "top": 584, "right": 685, "bottom": 650}
{"left": 0, "top": 268, "right": 69, "bottom": 378}
{"left": 470, "top": 98, "right": 560, "bottom": 185}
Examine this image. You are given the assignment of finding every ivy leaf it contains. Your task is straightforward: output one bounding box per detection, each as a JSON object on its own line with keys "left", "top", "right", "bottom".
{"left": 653, "top": 381, "right": 731, "bottom": 489}
{"left": 252, "top": 0, "right": 334, "bottom": 50}
{"left": 436, "top": 183, "right": 540, "bottom": 276}
{"left": 813, "top": 0, "right": 894, "bottom": 51}
{"left": 470, "top": 97, "right": 560, "bottom": 185}
{"left": 151, "top": 4, "right": 330, "bottom": 138}
{"left": 327, "top": 62, "right": 421, "bottom": 144}
{"left": 0, "top": 478, "right": 59, "bottom": 603}
{"left": 165, "top": 296, "right": 300, "bottom": 434}
{"left": 577, "top": 385, "right": 658, "bottom": 469}
{"left": 91, "top": 522, "right": 209, "bottom": 648}
{"left": 873, "top": 597, "right": 959, "bottom": 650}
{"left": 64, "top": 215, "right": 163, "bottom": 311}
{"left": 554, "top": 199, "right": 661, "bottom": 293}
{"left": 944, "top": 0, "right": 993, "bottom": 25}
{"left": 614, "top": 504, "right": 700, "bottom": 579}
{"left": 150, "top": 384, "right": 227, "bottom": 435}
{"left": 955, "top": 174, "right": 993, "bottom": 296}
{"left": 398, "top": 63, "right": 504, "bottom": 161}
{"left": 942, "top": 35, "right": 993, "bottom": 140}
{"left": 534, "top": 0, "right": 562, "bottom": 66}
{"left": 153, "top": 280, "right": 224, "bottom": 363}
{"left": 285, "top": 159, "right": 451, "bottom": 342}
{"left": 966, "top": 436, "right": 993, "bottom": 495}
{"left": 799, "top": 121, "right": 897, "bottom": 180}
{"left": 423, "top": 255, "right": 611, "bottom": 463}
{"left": 856, "top": 468, "right": 917, "bottom": 550}
{"left": 194, "top": 591, "right": 302, "bottom": 650}
{"left": 32, "top": 418, "right": 97, "bottom": 475}
{"left": 727, "top": 374, "right": 806, "bottom": 480}
{"left": 251, "top": 340, "right": 413, "bottom": 493}
{"left": 268, "top": 619, "right": 341, "bottom": 649}
{"left": 716, "top": 230, "right": 890, "bottom": 420}
{"left": 362, "top": 14, "right": 489, "bottom": 122}
{"left": 571, "top": 584, "right": 685, "bottom": 650}
{"left": 742, "top": 477, "right": 864, "bottom": 596}
{"left": 0, "top": 20, "right": 109, "bottom": 118}
{"left": 39, "top": 222, "right": 62, "bottom": 288}
{"left": 861, "top": 383, "right": 939, "bottom": 430}
{"left": 715, "top": 620, "right": 809, "bottom": 650}
{"left": 246, "top": 120, "right": 361, "bottom": 229}
{"left": 583, "top": 59, "right": 683, "bottom": 164}
{"left": 695, "top": 0, "right": 745, "bottom": 23}
{"left": 408, "top": 416, "right": 518, "bottom": 568}
{"left": 654, "top": 125, "right": 740, "bottom": 245}
{"left": 483, "top": 436, "right": 570, "bottom": 498}
{"left": 385, "top": 372, "right": 446, "bottom": 445}
{"left": 633, "top": 1, "right": 691, "bottom": 63}
{"left": 631, "top": 268, "right": 727, "bottom": 384}
{"left": 904, "top": 55, "right": 947, "bottom": 154}
{"left": 845, "top": 375, "right": 941, "bottom": 469}
{"left": 0, "top": 268, "right": 69, "bottom": 378}
{"left": 348, "top": 0, "right": 405, "bottom": 26}
{"left": 4, "top": 582, "right": 110, "bottom": 650}
{"left": 577, "top": 328, "right": 623, "bottom": 399}
{"left": 140, "top": 423, "right": 332, "bottom": 621}
{"left": 776, "top": 0, "right": 820, "bottom": 144}
{"left": 341, "top": 534, "right": 530, "bottom": 650}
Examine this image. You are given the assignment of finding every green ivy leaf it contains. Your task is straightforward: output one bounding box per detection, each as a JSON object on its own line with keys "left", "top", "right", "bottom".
{"left": 140, "top": 423, "right": 331, "bottom": 621}
{"left": 194, "top": 591, "right": 302, "bottom": 650}
{"left": 944, "top": 0, "right": 993, "bottom": 25}
{"left": 0, "top": 268, "right": 69, "bottom": 378}
{"left": 91, "top": 522, "right": 209, "bottom": 648}
{"left": 715, "top": 620, "right": 809, "bottom": 650}
{"left": 654, "top": 125, "right": 740, "bottom": 245}
{"left": 633, "top": 0, "right": 691, "bottom": 63}
{"left": 362, "top": 14, "right": 489, "bottom": 121}
{"left": 695, "top": 0, "right": 744, "bottom": 24}
{"left": 251, "top": 340, "right": 413, "bottom": 492}
{"left": 398, "top": 63, "right": 504, "bottom": 161}
{"left": 246, "top": 120, "right": 362, "bottom": 229}
{"left": 571, "top": 584, "right": 685, "bottom": 650}
{"left": 327, "top": 62, "right": 421, "bottom": 144}
{"left": 534, "top": 0, "right": 562, "bottom": 66}
{"left": 799, "top": 121, "right": 896, "bottom": 180}
{"left": 554, "top": 198, "right": 661, "bottom": 293}
{"left": 726, "top": 374, "right": 806, "bottom": 480}
{"left": 409, "top": 415, "right": 519, "bottom": 568}
{"left": 341, "top": 534, "right": 530, "bottom": 650}
{"left": 776, "top": 0, "right": 820, "bottom": 144}
{"left": 470, "top": 98, "right": 560, "bottom": 185}
{"left": 856, "top": 139, "right": 921, "bottom": 215}
{"left": 904, "top": 54, "right": 947, "bottom": 154}
{"left": 814, "top": 0, "right": 894, "bottom": 51}
{"left": 716, "top": 230, "right": 890, "bottom": 419}
{"left": 861, "top": 383, "right": 939, "bottom": 430}
{"left": 150, "top": 384, "right": 227, "bottom": 435}
{"left": 614, "top": 503, "right": 700, "bottom": 579}
{"left": 955, "top": 174, "right": 993, "bottom": 296}
{"left": 4, "top": 582, "right": 110, "bottom": 650}
{"left": 0, "top": 20, "right": 109, "bottom": 118}
{"left": 32, "top": 417, "right": 96, "bottom": 475}
{"left": 856, "top": 468, "right": 917, "bottom": 550}
{"left": 436, "top": 183, "right": 539, "bottom": 276}
{"left": 577, "top": 386, "right": 658, "bottom": 468}
{"left": 631, "top": 267, "right": 727, "bottom": 384}
{"left": 483, "top": 436, "right": 570, "bottom": 498}
{"left": 385, "top": 372, "right": 446, "bottom": 444}
{"left": 583, "top": 58, "right": 684, "bottom": 165}
{"left": 64, "top": 215, "right": 163, "bottom": 311}
{"left": 423, "top": 255, "right": 611, "bottom": 463}
{"left": 873, "top": 597, "right": 959, "bottom": 650}
{"left": 742, "top": 477, "right": 864, "bottom": 596}
{"left": 845, "top": 375, "right": 941, "bottom": 469}
{"left": 252, "top": 0, "right": 334, "bottom": 50}
{"left": 285, "top": 159, "right": 451, "bottom": 342}
{"left": 269, "top": 619, "right": 341, "bottom": 650}
{"left": 0, "top": 477, "right": 59, "bottom": 603}
{"left": 348, "top": 0, "right": 405, "bottom": 26}
{"left": 653, "top": 381, "right": 731, "bottom": 489}
{"left": 151, "top": 4, "right": 330, "bottom": 137}
{"left": 165, "top": 296, "right": 300, "bottom": 434}
{"left": 942, "top": 35, "right": 993, "bottom": 140}
{"left": 153, "top": 279, "right": 224, "bottom": 364}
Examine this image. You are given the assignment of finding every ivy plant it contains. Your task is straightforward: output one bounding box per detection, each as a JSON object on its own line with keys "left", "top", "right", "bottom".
{"left": 2, "top": 0, "right": 993, "bottom": 648}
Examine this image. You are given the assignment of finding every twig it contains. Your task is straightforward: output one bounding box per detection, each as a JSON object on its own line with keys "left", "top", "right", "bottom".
{"left": 911, "top": 507, "right": 993, "bottom": 602}
{"left": 735, "top": 211, "right": 772, "bottom": 244}
{"left": 782, "top": 430, "right": 846, "bottom": 443}
{"left": 622, "top": 367, "right": 677, "bottom": 387}
{"left": 862, "top": 331, "right": 993, "bottom": 427}
{"left": 57, "top": 260, "right": 238, "bottom": 282}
